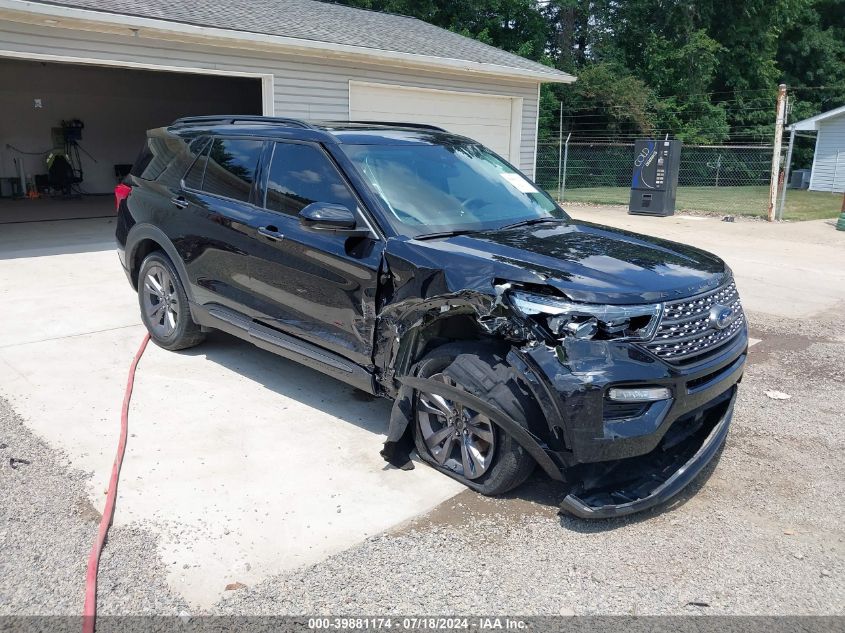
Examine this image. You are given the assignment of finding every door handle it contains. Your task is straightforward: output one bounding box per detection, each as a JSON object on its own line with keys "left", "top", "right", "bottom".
{"left": 170, "top": 196, "right": 189, "bottom": 209}
{"left": 258, "top": 225, "right": 285, "bottom": 241}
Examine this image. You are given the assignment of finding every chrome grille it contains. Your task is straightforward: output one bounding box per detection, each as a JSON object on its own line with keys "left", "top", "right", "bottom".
{"left": 644, "top": 281, "right": 745, "bottom": 363}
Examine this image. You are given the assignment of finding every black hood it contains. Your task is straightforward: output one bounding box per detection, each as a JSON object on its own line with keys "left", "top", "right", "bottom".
{"left": 404, "top": 220, "right": 729, "bottom": 304}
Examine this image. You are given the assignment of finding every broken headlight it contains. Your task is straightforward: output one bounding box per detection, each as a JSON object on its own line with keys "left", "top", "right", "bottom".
{"left": 509, "top": 290, "right": 662, "bottom": 342}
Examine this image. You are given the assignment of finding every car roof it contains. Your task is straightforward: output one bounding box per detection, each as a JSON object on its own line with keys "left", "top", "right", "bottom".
{"left": 167, "top": 116, "right": 476, "bottom": 146}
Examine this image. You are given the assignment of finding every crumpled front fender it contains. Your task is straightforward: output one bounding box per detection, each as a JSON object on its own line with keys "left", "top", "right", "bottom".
{"left": 380, "top": 374, "right": 565, "bottom": 482}
{"left": 373, "top": 238, "right": 547, "bottom": 393}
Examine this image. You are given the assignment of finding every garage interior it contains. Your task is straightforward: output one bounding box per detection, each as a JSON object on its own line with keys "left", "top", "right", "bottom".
{"left": 0, "top": 58, "right": 262, "bottom": 224}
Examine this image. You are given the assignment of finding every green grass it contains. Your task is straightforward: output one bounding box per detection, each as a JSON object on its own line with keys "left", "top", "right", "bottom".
{"left": 550, "top": 185, "right": 843, "bottom": 221}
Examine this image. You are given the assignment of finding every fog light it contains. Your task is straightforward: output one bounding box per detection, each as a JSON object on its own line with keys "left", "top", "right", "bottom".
{"left": 607, "top": 387, "right": 671, "bottom": 402}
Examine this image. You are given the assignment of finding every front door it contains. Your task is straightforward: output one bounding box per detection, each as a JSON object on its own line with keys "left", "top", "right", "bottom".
{"left": 246, "top": 140, "right": 383, "bottom": 368}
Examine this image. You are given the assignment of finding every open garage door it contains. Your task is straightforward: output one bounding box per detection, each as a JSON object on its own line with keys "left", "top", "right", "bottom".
{"left": 0, "top": 58, "right": 265, "bottom": 224}
{"left": 349, "top": 81, "right": 522, "bottom": 165}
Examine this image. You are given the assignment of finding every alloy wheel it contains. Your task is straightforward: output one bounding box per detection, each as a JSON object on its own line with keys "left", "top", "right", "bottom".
{"left": 142, "top": 264, "right": 179, "bottom": 337}
{"left": 416, "top": 373, "right": 496, "bottom": 480}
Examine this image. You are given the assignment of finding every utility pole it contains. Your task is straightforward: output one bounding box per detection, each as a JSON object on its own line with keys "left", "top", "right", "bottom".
{"left": 767, "top": 84, "right": 787, "bottom": 222}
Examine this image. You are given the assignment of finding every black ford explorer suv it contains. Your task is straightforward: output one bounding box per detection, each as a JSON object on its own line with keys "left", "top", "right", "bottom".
{"left": 116, "top": 116, "right": 747, "bottom": 519}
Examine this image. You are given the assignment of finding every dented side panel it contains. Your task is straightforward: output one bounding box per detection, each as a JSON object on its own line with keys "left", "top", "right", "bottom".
{"left": 373, "top": 237, "right": 547, "bottom": 392}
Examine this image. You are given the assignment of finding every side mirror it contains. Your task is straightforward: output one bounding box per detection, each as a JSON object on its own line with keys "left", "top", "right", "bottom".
{"left": 299, "top": 202, "right": 358, "bottom": 231}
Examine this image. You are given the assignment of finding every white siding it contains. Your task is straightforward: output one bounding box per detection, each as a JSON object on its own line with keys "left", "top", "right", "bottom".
{"left": 0, "top": 21, "right": 541, "bottom": 177}
{"left": 349, "top": 82, "right": 521, "bottom": 163}
{"left": 809, "top": 114, "right": 845, "bottom": 193}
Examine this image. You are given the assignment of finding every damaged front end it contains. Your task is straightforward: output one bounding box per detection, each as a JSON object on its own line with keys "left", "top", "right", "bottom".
{"left": 374, "top": 236, "right": 746, "bottom": 519}
{"left": 560, "top": 387, "right": 736, "bottom": 518}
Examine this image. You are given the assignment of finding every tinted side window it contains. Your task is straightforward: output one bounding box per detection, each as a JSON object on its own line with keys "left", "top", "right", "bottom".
{"left": 201, "top": 138, "right": 263, "bottom": 203}
{"left": 131, "top": 133, "right": 189, "bottom": 182}
{"left": 155, "top": 136, "right": 207, "bottom": 188}
{"left": 129, "top": 140, "right": 155, "bottom": 179}
{"left": 265, "top": 142, "right": 357, "bottom": 216}
{"left": 183, "top": 138, "right": 211, "bottom": 190}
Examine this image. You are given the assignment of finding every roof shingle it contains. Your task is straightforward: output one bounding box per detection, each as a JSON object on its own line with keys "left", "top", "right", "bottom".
{"left": 31, "top": 0, "right": 574, "bottom": 81}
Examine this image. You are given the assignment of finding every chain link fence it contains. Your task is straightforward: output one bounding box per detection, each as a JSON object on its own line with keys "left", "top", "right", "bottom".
{"left": 536, "top": 141, "right": 775, "bottom": 217}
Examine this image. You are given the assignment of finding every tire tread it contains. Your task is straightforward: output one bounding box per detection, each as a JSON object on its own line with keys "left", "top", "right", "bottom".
{"left": 138, "top": 251, "right": 206, "bottom": 351}
{"left": 412, "top": 342, "right": 538, "bottom": 495}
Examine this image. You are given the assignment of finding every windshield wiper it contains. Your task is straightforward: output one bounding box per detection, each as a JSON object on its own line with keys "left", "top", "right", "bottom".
{"left": 495, "top": 217, "right": 566, "bottom": 231}
{"left": 413, "top": 229, "right": 480, "bottom": 240}
{"left": 415, "top": 218, "right": 566, "bottom": 240}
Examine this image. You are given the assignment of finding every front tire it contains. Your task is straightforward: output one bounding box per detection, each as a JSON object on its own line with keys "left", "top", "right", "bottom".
{"left": 411, "top": 343, "right": 537, "bottom": 495}
{"left": 138, "top": 251, "right": 205, "bottom": 351}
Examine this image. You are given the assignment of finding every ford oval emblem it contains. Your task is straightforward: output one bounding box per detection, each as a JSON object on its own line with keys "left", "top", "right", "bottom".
{"left": 709, "top": 304, "right": 735, "bottom": 330}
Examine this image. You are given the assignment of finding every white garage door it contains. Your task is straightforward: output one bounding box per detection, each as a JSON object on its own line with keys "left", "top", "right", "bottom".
{"left": 349, "top": 81, "right": 522, "bottom": 165}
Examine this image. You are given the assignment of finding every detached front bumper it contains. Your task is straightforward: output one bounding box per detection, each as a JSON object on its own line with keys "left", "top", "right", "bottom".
{"left": 506, "top": 328, "right": 746, "bottom": 519}
{"left": 559, "top": 387, "right": 735, "bottom": 518}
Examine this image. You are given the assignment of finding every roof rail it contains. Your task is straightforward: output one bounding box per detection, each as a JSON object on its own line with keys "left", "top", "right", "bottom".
{"left": 170, "top": 115, "right": 315, "bottom": 130}
{"left": 324, "top": 120, "right": 447, "bottom": 132}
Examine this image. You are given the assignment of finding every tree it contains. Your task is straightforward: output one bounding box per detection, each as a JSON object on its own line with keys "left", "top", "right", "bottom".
{"left": 334, "top": 0, "right": 549, "bottom": 62}
{"left": 777, "top": 0, "right": 845, "bottom": 166}
{"left": 552, "top": 63, "right": 656, "bottom": 139}
{"left": 328, "top": 0, "right": 845, "bottom": 143}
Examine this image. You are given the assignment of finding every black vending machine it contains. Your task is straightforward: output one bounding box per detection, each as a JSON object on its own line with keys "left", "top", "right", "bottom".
{"left": 628, "top": 139, "right": 682, "bottom": 216}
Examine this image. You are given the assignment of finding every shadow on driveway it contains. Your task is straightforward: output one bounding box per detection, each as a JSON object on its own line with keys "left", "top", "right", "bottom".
{"left": 179, "top": 330, "right": 393, "bottom": 436}
{"left": 0, "top": 216, "right": 118, "bottom": 260}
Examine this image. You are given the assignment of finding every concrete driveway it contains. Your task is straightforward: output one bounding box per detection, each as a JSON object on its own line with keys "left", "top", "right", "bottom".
{"left": 2, "top": 210, "right": 843, "bottom": 610}
{"left": 0, "top": 217, "right": 462, "bottom": 608}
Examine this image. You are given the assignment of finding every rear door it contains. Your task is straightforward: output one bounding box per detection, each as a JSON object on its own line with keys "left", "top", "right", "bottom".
{"left": 247, "top": 140, "right": 383, "bottom": 368}
{"left": 177, "top": 136, "right": 265, "bottom": 314}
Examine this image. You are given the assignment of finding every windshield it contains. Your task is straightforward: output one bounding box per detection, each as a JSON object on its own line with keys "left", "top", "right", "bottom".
{"left": 340, "top": 143, "right": 568, "bottom": 238}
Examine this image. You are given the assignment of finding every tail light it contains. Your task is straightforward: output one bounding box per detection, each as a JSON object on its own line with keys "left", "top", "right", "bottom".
{"left": 114, "top": 183, "right": 131, "bottom": 212}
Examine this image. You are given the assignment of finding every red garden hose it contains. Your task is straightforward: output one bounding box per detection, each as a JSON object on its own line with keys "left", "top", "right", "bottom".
{"left": 82, "top": 333, "right": 151, "bottom": 633}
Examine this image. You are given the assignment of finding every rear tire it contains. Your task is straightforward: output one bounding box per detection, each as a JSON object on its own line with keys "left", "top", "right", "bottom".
{"left": 411, "top": 342, "right": 537, "bottom": 495}
{"left": 138, "top": 251, "right": 205, "bottom": 351}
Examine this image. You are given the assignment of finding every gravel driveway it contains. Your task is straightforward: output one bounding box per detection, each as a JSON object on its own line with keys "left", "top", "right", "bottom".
{"left": 1, "top": 312, "right": 843, "bottom": 616}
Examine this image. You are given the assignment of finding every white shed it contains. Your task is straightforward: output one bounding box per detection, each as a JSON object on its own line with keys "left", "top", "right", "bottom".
{"left": 789, "top": 105, "right": 845, "bottom": 193}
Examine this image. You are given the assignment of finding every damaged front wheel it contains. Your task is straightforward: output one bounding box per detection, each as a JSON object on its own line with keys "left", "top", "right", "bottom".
{"left": 417, "top": 373, "right": 498, "bottom": 480}
{"left": 412, "top": 343, "right": 537, "bottom": 495}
